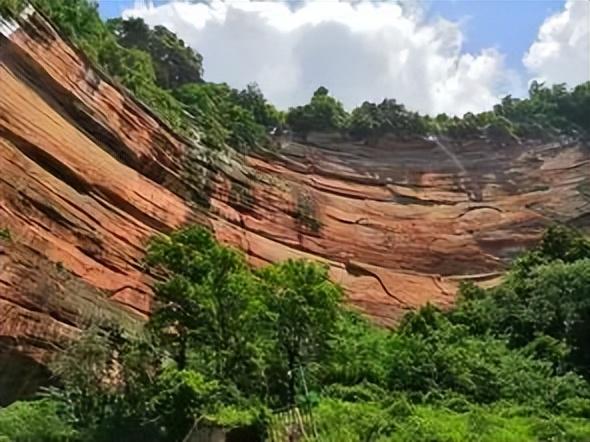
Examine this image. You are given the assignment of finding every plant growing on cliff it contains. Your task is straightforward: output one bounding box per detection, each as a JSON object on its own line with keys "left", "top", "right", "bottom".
{"left": 173, "top": 82, "right": 271, "bottom": 151}
{"left": 294, "top": 190, "right": 322, "bottom": 233}
{"left": 229, "top": 182, "right": 255, "bottom": 211}
{"left": 232, "top": 83, "right": 285, "bottom": 131}
{"left": 0, "top": 0, "right": 25, "bottom": 16}
{"left": 348, "top": 98, "right": 428, "bottom": 142}
{"left": 0, "top": 227, "right": 10, "bottom": 241}
{"left": 347, "top": 80, "right": 590, "bottom": 142}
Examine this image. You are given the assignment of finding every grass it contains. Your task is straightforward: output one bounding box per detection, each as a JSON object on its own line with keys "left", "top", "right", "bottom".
{"left": 306, "top": 399, "right": 590, "bottom": 442}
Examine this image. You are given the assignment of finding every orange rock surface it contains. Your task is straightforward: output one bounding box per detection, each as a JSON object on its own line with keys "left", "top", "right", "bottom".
{"left": 0, "top": 10, "right": 589, "bottom": 403}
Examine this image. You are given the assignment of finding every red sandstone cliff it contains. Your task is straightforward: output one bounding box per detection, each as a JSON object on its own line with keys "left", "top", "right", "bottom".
{"left": 1, "top": 8, "right": 589, "bottom": 403}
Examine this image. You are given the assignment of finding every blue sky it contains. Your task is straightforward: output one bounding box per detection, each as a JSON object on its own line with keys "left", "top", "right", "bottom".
{"left": 424, "top": 0, "right": 564, "bottom": 71}
{"left": 95, "top": 0, "right": 587, "bottom": 115}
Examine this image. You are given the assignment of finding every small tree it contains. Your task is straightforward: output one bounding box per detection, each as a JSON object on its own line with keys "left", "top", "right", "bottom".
{"left": 46, "top": 326, "right": 164, "bottom": 441}
{"left": 286, "top": 87, "right": 348, "bottom": 137}
{"left": 233, "top": 82, "right": 284, "bottom": 130}
{"left": 260, "top": 260, "right": 343, "bottom": 404}
{"left": 49, "top": 326, "right": 118, "bottom": 430}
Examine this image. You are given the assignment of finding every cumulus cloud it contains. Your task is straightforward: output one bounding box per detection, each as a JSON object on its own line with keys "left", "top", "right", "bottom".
{"left": 124, "top": 0, "right": 520, "bottom": 115}
{"left": 523, "top": 0, "right": 590, "bottom": 88}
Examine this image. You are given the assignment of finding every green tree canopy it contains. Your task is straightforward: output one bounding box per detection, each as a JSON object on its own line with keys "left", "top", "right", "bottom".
{"left": 145, "top": 227, "right": 271, "bottom": 393}
{"left": 259, "top": 259, "right": 343, "bottom": 403}
{"left": 173, "top": 82, "right": 268, "bottom": 151}
{"left": 286, "top": 87, "right": 348, "bottom": 136}
{"left": 107, "top": 17, "right": 203, "bottom": 89}
{"left": 231, "top": 83, "right": 284, "bottom": 130}
{"left": 348, "top": 99, "right": 428, "bottom": 142}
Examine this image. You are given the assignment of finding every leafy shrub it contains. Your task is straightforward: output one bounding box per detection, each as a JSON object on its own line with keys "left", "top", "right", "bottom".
{"left": 173, "top": 82, "right": 268, "bottom": 151}
{"left": 0, "top": 399, "right": 76, "bottom": 442}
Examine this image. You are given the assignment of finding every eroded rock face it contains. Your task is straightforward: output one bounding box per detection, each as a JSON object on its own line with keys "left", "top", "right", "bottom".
{"left": 0, "top": 9, "right": 589, "bottom": 403}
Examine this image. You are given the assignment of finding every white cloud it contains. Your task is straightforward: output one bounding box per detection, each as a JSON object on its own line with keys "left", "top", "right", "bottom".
{"left": 123, "top": 0, "right": 520, "bottom": 115}
{"left": 523, "top": 0, "right": 590, "bottom": 88}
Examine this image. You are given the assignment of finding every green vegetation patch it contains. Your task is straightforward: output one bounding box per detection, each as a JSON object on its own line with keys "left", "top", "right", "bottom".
{"left": 0, "top": 399, "right": 77, "bottom": 441}
{"left": 229, "top": 182, "right": 255, "bottom": 211}
{"left": 294, "top": 190, "right": 322, "bottom": 233}
{"left": 286, "top": 82, "right": 590, "bottom": 143}
{"left": 578, "top": 181, "right": 590, "bottom": 200}
{"left": 0, "top": 228, "right": 10, "bottom": 241}
{"left": 4, "top": 225, "right": 590, "bottom": 441}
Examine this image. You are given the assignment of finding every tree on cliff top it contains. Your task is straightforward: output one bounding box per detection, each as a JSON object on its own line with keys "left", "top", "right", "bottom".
{"left": 107, "top": 17, "right": 203, "bottom": 90}
{"left": 286, "top": 87, "right": 348, "bottom": 136}
{"left": 348, "top": 98, "right": 428, "bottom": 142}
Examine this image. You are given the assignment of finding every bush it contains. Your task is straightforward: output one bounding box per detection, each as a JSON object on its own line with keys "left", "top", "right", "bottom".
{"left": 0, "top": 399, "right": 76, "bottom": 442}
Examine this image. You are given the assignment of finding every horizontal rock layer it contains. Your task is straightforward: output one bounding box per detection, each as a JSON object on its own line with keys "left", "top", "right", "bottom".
{"left": 0, "top": 9, "right": 589, "bottom": 403}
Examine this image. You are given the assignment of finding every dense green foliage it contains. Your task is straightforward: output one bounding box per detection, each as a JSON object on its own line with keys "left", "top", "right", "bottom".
{"left": 172, "top": 82, "right": 270, "bottom": 151}
{"left": 107, "top": 17, "right": 203, "bottom": 89}
{"left": 260, "top": 260, "right": 342, "bottom": 403}
{"left": 0, "top": 399, "right": 76, "bottom": 441}
{"left": 286, "top": 87, "right": 348, "bottom": 136}
{"left": 287, "top": 82, "right": 590, "bottom": 142}
{"left": 3, "top": 226, "right": 590, "bottom": 441}
{"left": 492, "top": 82, "right": 590, "bottom": 139}
{"left": 450, "top": 226, "right": 590, "bottom": 375}
{"left": 310, "top": 399, "right": 590, "bottom": 442}
{"left": 145, "top": 227, "right": 271, "bottom": 389}
{"left": 348, "top": 99, "right": 428, "bottom": 141}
